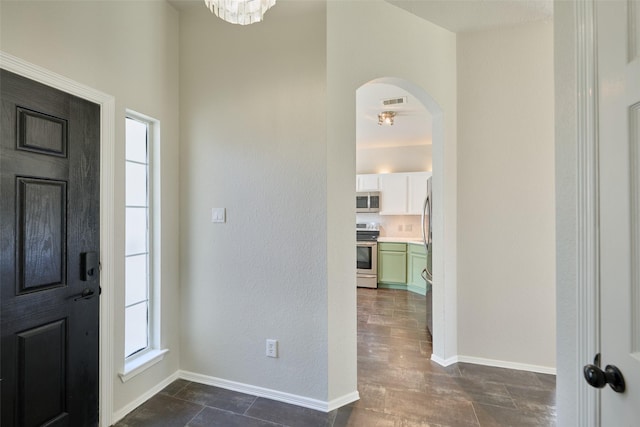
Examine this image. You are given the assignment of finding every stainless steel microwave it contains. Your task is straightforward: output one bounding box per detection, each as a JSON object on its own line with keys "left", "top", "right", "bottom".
{"left": 356, "top": 192, "right": 380, "bottom": 213}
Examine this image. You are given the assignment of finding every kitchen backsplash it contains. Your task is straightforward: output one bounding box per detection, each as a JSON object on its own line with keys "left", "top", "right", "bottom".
{"left": 356, "top": 213, "right": 422, "bottom": 238}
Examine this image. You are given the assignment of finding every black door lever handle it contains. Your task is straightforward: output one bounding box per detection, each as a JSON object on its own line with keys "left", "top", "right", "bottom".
{"left": 73, "top": 288, "right": 95, "bottom": 301}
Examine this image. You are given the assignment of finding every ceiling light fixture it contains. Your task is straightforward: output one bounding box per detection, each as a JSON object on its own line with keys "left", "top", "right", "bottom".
{"left": 378, "top": 111, "right": 396, "bottom": 126}
{"left": 204, "top": 0, "right": 276, "bottom": 25}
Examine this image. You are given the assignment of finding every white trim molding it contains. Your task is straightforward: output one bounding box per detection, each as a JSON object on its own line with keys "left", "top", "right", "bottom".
{"left": 179, "top": 370, "right": 359, "bottom": 413}
{"left": 0, "top": 51, "right": 116, "bottom": 427}
{"left": 431, "top": 353, "right": 556, "bottom": 375}
{"left": 456, "top": 355, "right": 557, "bottom": 376}
{"left": 430, "top": 353, "right": 459, "bottom": 367}
{"left": 326, "top": 391, "right": 361, "bottom": 412}
{"left": 119, "top": 349, "right": 169, "bottom": 383}
{"left": 112, "top": 370, "right": 181, "bottom": 424}
{"left": 575, "top": 0, "right": 601, "bottom": 426}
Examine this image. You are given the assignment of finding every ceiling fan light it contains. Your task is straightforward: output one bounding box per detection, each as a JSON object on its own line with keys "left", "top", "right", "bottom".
{"left": 378, "top": 111, "right": 396, "bottom": 126}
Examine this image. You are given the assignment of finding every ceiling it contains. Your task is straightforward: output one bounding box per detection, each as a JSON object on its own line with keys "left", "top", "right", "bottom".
{"left": 357, "top": 84, "right": 432, "bottom": 150}
{"left": 168, "top": 0, "right": 200, "bottom": 9}
{"left": 386, "top": 0, "right": 553, "bottom": 33}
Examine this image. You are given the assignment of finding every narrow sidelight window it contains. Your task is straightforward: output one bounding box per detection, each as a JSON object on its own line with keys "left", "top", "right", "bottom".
{"left": 124, "top": 116, "right": 151, "bottom": 358}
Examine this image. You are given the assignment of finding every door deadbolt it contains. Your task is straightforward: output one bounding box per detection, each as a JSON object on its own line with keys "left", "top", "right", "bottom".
{"left": 81, "top": 252, "right": 98, "bottom": 281}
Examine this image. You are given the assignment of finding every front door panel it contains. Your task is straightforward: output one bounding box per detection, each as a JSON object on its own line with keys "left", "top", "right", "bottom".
{"left": 17, "top": 177, "right": 67, "bottom": 293}
{"left": 18, "top": 319, "right": 68, "bottom": 427}
{"left": 1, "top": 69, "right": 100, "bottom": 427}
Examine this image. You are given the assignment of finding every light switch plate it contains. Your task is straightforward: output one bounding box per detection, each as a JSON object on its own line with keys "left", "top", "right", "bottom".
{"left": 211, "top": 208, "right": 226, "bottom": 223}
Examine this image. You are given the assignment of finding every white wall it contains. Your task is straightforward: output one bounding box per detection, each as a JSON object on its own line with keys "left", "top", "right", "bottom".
{"left": 356, "top": 144, "right": 432, "bottom": 174}
{"left": 0, "top": 0, "right": 181, "bottom": 420}
{"left": 457, "top": 21, "right": 556, "bottom": 369}
{"left": 327, "top": 0, "right": 459, "bottom": 367}
{"left": 178, "top": 1, "right": 335, "bottom": 403}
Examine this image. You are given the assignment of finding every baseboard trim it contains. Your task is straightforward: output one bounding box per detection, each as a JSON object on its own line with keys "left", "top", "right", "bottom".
{"left": 456, "top": 355, "right": 556, "bottom": 375}
{"left": 431, "top": 353, "right": 556, "bottom": 375}
{"left": 112, "top": 370, "right": 181, "bottom": 424}
{"left": 406, "top": 284, "right": 427, "bottom": 296}
{"left": 430, "top": 353, "right": 459, "bottom": 367}
{"left": 179, "top": 370, "right": 357, "bottom": 413}
{"left": 327, "top": 391, "right": 360, "bottom": 412}
{"left": 377, "top": 283, "right": 407, "bottom": 291}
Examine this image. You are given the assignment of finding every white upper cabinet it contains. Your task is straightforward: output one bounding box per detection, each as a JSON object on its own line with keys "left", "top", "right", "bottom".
{"left": 379, "top": 173, "right": 408, "bottom": 215}
{"left": 407, "top": 172, "right": 431, "bottom": 215}
{"left": 378, "top": 171, "right": 431, "bottom": 215}
{"left": 356, "top": 174, "right": 380, "bottom": 191}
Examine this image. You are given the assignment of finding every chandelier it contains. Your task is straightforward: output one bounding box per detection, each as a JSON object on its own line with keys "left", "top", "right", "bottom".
{"left": 204, "top": 0, "right": 276, "bottom": 25}
{"left": 378, "top": 111, "right": 396, "bottom": 126}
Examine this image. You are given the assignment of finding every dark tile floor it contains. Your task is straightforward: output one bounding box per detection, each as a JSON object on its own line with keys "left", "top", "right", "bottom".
{"left": 114, "top": 288, "right": 556, "bottom": 427}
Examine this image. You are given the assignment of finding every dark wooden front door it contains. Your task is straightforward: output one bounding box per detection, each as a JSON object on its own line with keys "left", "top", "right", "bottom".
{"left": 1, "top": 70, "right": 100, "bottom": 427}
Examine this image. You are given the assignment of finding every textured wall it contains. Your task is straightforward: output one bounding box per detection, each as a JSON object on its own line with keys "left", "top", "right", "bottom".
{"left": 179, "top": 1, "right": 332, "bottom": 400}
{"left": 457, "top": 21, "right": 556, "bottom": 369}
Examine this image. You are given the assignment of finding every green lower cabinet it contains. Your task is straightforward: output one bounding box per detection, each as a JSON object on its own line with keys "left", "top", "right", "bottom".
{"left": 378, "top": 243, "right": 407, "bottom": 287}
{"left": 378, "top": 242, "right": 427, "bottom": 295}
{"left": 407, "top": 244, "right": 428, "bottom": 295}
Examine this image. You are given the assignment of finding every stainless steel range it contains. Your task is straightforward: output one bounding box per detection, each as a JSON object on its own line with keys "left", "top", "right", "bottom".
{"left": 356, "top": 223, "right": 379, "bottom": 288}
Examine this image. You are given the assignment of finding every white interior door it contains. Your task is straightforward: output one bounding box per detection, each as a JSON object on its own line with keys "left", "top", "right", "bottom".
{"left": 598, "top": 0, "right": 640, "bottom": 424}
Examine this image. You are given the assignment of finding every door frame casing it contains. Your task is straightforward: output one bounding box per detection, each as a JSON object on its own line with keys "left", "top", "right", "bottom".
{"left": 0, "top": 51, "right": 115, "bottom": 427}
{"left": 574, "top": 0, "right": 599, "bottom": 425}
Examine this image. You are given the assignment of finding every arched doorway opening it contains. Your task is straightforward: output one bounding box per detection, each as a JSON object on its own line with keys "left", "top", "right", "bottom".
{"left": 355, "top": 76, "right": 450, "bottom": 364}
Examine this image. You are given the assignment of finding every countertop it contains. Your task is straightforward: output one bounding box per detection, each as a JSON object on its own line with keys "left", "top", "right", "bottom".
{"left": 377, "top": 237, "right": 424, "bottom": 245}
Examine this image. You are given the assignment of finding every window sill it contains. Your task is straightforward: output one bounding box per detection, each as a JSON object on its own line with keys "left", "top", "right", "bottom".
{"left": 119, "top": 348, "right": 169, "bottom": 383}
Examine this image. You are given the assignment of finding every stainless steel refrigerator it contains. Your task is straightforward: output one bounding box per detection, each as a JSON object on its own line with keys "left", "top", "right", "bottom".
{"left": 421, "top": 176, "right": 433, "bottom": 335}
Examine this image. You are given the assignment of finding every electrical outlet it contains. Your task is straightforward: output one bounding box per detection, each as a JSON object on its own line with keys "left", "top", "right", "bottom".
{"left": 266, "top": 339, "right": 278, "bottom": 358}
{"left": 405, "top": 224, "right": 412, "bottom": 232}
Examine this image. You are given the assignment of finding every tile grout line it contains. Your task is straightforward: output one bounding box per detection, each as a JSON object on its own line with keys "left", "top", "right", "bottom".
{"left": 242, "top": 395, "right": 259, "bottom": 416}
{"left": 171, "top": 380, "right": 192, "bottom": 397}
{"left": 183, "top": 405, "right": 206, "bottom": 427}
{"left": 161, "top": 390, "right": 260, "bottom": 417}
{"left": 470, "top": 401, "right": 482, "bottom": 427}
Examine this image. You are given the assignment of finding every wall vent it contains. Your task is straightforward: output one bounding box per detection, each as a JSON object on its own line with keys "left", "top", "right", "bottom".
{"left": 382, "top": 96, "right": 407, "bottom": 106}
